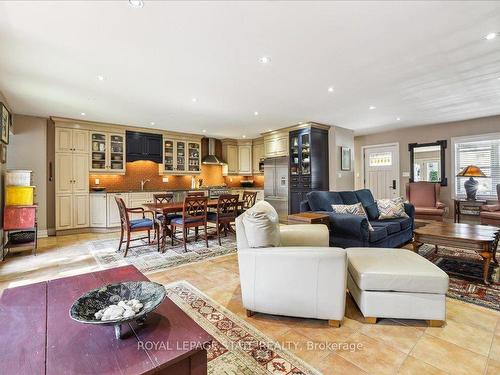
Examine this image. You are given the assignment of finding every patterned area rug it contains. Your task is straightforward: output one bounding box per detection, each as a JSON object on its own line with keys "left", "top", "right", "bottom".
{"left": 89, "top": 234, "right": 237, "bottom": 274}
{"left": 166, "top": 281, "right": 320, "bottom": 375}
{"left": 418, "top": 244, "right": 500, "bottom": 311}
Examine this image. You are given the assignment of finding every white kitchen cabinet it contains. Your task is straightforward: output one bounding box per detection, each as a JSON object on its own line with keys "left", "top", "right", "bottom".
{"left": 56, "top": 128, "right": 89, "bottom": 154}
{"left": 252, "top": 139, "right": 264, "bottom": 174}
{"left": 73, "top": 194, "right": 90, "bottom": 228}
{"left": 90, "top": 194, "right": 107, "bottom": 228}
{"left": 162, "top": 138, "right": 201, "bottom": 175}
{"left": 73, "top": 153, "right": 89, "bottom": 193}
{"left": 238, "top": 144, "right": 252, "bottom": 175}
{"left": 90, "top": 131, "right": 125, "bottom": 174}
{"left": 264, "top": 132, "right": 289, "bottom": 158}
{"left": 226, "top": 145, "right": 238, "bottom": 174}
{"left": 107, "top": 193, "right": 129, "bottom": 227}
{"left": 56, "top": 194, "right": 89, "bottom": 230}
{"left": 56, "top": 152, "right": 88, "bottom": 195}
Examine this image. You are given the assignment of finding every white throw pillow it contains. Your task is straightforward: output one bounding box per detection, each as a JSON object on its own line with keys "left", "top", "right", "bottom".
{"left": 376, "top": 197, "right": 409, "bottom": 220}
{"left": 331, "top": 202, "right": 374, "bottom": 231}
{"left": 241, "top": 201, "right": 280, "bottom": 248}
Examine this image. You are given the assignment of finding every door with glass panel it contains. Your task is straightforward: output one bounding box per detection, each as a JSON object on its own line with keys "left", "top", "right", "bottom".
{"left": 188, "top": 142, "right": 201, "bottom": 172}
{"left": 108, "top": 133, "right": 125, "bottom": 172}
{"left": 176, "top": 141, "right": 186, "bottom": 172}
{"left": 290, "top": 134, "right": 300, "bottom": 175}
{"left": 164, "top": 139, "right": 174, "bottom": 172}
{"left": 363, "top": 144, "right": 399, "bottom": 199}
{"left": 90, "top": 132, "right": 107, "bottom": 172}
{"left": 300, "top": 132, "right": 311, "bottom": 175}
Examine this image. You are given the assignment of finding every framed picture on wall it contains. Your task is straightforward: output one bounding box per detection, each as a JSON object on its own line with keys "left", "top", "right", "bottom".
{"left": 341, "top": 146, "right": 351, "bottom": 171}
{"left": 0, "top": 102, "right": 11, "bottom": 144}
{"left": 0, "top": 143, "right": 7, "bottom": 164}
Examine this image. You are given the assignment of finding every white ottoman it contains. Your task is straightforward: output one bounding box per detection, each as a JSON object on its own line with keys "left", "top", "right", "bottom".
{"left": 346, "top": 248, "right": 449, "bottom": 326}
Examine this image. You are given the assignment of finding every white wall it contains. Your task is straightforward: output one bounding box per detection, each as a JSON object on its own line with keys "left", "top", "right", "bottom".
{"left": 329, "top": 125, "right": 355, "bottom": 191}
{"left": 7, "top": 114, "right": 48, "bottom": 234}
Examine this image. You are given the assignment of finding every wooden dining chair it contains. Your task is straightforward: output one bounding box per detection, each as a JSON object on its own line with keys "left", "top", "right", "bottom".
{"left": 153, "top": 193, "right": 181, "bottom": 242}
{"left": 207, "top": 194, "right": 239, "bottom": 245}
{"left": 239, "top": 191, "right": 258, "bottom": 214}
{"left": 187, "top": 191, "right": 206, "bottom": 197}
{"left": 171, "top": 196, "right": 209, "bottom": 251}
{"left": 115, "top": 197, "right": 160, "bottom": 257}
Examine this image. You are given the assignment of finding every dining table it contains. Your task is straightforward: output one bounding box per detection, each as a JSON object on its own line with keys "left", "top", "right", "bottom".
{"left": 143, "top": 199, "right": 244, "bottom": 249}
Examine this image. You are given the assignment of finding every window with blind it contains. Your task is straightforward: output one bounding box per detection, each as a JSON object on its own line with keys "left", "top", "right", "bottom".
{"left": 454, "top": 136, "right": 500, "bottom": 198}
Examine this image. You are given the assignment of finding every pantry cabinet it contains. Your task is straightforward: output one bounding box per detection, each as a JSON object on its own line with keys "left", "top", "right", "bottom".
{"left": 56, "top": 194, "right": 89, "bottom": 230}
{"left": 56, "top": 128, "right": 89, "bottom": 154}
{"left": 90, "top": 131, "right": 125, "bottom": 174}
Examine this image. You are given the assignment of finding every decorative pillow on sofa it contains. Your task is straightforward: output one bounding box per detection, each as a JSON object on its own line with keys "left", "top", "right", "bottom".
{"left": 241, "top": 201, "right": 280, "bottom": 248}
{"left": 376, "top": 197, "right": 409, "bottom": 220}
{"left": 331, "top": 202, "right": 374, "bottom": 231}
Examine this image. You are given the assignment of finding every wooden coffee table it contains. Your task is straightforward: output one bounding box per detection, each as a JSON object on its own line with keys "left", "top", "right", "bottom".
{"left": 412, "top": 222, "right": 499, "bottom": 284}
{"left": 287, "top": 212, "right": 330, "bottom": 227}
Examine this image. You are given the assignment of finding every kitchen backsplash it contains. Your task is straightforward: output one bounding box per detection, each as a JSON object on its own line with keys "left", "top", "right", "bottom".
{"left": 89, "top": 161, "right": 263, "bottom": 191}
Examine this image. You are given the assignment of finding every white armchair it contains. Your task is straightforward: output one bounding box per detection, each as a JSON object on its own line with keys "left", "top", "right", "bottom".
{"left": 236, "top": 202, "right": 347, "bottom": 327}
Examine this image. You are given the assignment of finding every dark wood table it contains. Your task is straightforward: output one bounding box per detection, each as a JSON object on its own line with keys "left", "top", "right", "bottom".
{"left": 453, "top": 199, "right": 487, "bottom": 223}
{"left": 0, "top": 265, "right": 212, "bottom": 375}
{"left": 144, "top": 200, "right": 244, "bottom": 248}
{"left": 413, "top": 222, "right": 499, "bottom": 284}
{"left": 287, "top": 212, "right": 330, "bottom": 227}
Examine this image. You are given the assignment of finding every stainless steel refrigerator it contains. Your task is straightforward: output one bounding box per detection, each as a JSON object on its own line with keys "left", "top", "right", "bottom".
{"left": 264, "top": 157, "right": 289, "bottom": 220}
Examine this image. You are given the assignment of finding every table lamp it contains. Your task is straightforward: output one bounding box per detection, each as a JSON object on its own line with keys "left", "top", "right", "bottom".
{"left": 456, "top": 165, "right": 486, "bottom": 200}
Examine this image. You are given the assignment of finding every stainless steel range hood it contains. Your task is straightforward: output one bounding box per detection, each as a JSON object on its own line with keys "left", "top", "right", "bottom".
{"left": 202, "top": 138, "right": 226, "bottom": 165}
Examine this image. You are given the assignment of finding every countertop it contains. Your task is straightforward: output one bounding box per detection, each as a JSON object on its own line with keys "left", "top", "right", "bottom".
{"left": 89, "top": 186, "right": 264, "bottom": 194}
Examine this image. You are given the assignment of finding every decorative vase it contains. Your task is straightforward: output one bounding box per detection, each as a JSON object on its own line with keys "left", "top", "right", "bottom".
{"left": 464, "top": 177, "right": 479, "bottom": 200}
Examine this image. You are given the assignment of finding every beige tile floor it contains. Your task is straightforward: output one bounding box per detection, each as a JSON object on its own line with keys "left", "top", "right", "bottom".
{"left": 1, "top": 231, "right": 499, "bottom": 375}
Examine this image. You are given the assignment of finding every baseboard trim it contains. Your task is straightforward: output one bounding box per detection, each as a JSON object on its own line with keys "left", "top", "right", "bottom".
{"left": 37, "top": 229, "right": 48, "bottom": 238}
{"left": 56, "top": 227, "right": 121, "bottom": 236}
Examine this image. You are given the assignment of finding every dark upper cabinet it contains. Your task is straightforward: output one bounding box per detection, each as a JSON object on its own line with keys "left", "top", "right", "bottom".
{"left": 289, "top": 127, "right": 329, "bottom": 214}
{"left": 126, "top": 131, "right": 163, "bottom": 163}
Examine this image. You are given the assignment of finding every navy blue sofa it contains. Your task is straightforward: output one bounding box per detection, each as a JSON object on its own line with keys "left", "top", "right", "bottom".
{"left": 300, "top": 189, "right": 415, "bottom": 248}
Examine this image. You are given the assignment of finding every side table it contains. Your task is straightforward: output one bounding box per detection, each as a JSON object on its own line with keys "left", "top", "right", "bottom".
{"left": 453, "top": 199, "right": 486, "bottom": 223}
{"left": 287, "top": 212, "right": 330, "bottom": 228}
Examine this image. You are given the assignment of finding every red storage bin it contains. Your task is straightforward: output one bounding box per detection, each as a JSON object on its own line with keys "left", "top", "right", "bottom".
{"left": 3, "top": 205, "right": 37, "bottom": 230}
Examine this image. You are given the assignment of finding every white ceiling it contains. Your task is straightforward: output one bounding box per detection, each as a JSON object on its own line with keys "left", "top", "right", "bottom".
{"left": 1, "top": 1, "right": 500, "bottom": 138}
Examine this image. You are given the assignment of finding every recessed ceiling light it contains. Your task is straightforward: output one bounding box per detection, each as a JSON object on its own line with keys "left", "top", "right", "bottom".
{"left": 485, "top": 32, "right": 498, "bottom": 40}
{"left": 191, "top": 97, "right": 198, "bottom": 103}
{"left": 202, "top": 129, "right": 207, "bottom": 133}
{"left": 150, "top": 122, "right": 155, "bottom": 126}
{"left": 396, "top": 117, "right": 401, "bottom": 121}
{"left": 328, "top": 87, "right": 334, "bottom": 93}
{"left": 369, "top": 106, "right": 376, "bottom": 110}
{"left": 268, "top": 128, "right": 272, "bottom": 131}
{"left": 80, "top": 112, "right": 86, "bottom": 116}
{"left": 242, "top": 135, "right": 247, "bottom": 138}
{"left": 259, "top": 56, "right": 270, "bottom": 64}
{"left": 129, "top": 0, "right": 144, "bottom": 8}
{"left": 254, "top": 111, "right": 259, "bottom": 116}
{"left": 97, "top": 75, "right": 105, "bottom": 81}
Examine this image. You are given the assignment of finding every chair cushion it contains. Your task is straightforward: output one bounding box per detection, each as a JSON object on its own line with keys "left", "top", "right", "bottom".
{"left": 368, "top": 226, "right": 387, "bottom": 242}
{"left": 241, "top": 201, "right": 280, "bottom": 248}
{"left": 157, "top": 213, "right": 182, "bottom": 221}
{"left": 171, "top": 216, "right": 205, "bottom": 225}
{"left": 415, "top": 207, "right": 444, "bottom": 216}
{"left": 207, "top": 212, "right": 217, "bottom": 221}
{"left": 371, "top": 220, "right": 401, "bottom": 235}
{"left": 346, "top": 248, "right": 449, "bottom": 294}
{"left": 480, "top": 211, "right": 500, "bottom": 219}
{"left": 376, "top": 197, "right": 409, "bottom": 220}
{"left": 130, "top": 218, "right": 154, "bottom": 229}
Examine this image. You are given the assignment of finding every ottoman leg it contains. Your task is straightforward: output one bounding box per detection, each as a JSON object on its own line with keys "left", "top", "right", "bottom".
{"left": 364, "top": 317, "right": 378, "bottom": 324}
{"left": 428, "top": 320, "right": 445, "bottom": 327}
{"left": 328, "top": 320, "right": 342, "bottom": 328}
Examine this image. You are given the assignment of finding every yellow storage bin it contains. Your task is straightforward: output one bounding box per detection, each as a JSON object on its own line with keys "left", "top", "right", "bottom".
{"left": 5, "top": 186, "right": 35, "bottom": 206}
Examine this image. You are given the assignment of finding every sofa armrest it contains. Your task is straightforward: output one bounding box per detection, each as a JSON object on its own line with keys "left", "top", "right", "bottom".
{"left": 237, "top": 247, "right": 347, "bottom": 320}
{"left": 322, "top": 212, "right": 370, "bottom": 240}
{"left": 404, "top": 203, "right": 415, "bottom": 218}
{"left": 481, "top": 204, "right": 500, "bottom": 212}
{"left": 299, "top": 200, "right": 311, "bottom": 212}
{"left": 436, "top": 201, "right": 446, "bottom": 209}
{"left": 279, "top": 224, "right": 329, "bottom": 247}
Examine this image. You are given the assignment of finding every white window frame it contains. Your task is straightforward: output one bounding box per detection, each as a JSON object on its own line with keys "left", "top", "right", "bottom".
{"left": 451, "top": 132, "right": 500, "bottom": 200}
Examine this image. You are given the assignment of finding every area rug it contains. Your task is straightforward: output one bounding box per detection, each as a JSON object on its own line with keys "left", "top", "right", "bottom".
{"left": 89, "top": 234, "right": 237, "bottom": 274}
{"left": 165, "top": 280, "right": 320, "bottom": 375}
{"left": 418, "top": 244, "right": 500, "bottom": 311}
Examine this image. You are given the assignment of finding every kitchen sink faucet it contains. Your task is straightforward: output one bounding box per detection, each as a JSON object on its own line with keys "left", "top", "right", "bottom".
{"left": 140, "top": 179, "right": 151, "bottom": 191}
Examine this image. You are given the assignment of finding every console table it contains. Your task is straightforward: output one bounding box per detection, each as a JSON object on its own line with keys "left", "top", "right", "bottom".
{"left": 453, "top": 199, "right": 487, "bottom": 223}
{"left": 0, "top": 265, "right": 212, "bottom": 375}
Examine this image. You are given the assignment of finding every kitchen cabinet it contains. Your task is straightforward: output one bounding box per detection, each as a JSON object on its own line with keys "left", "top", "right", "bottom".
{"left": 264, "top": 131, "right": 288, "bottom": 158}
{"left": 56, "top": 128, "right": 89, "bottom": 154}
{"left": 238, "top": 142, "right": 252, "bottom": 175}
{"left": 163, "top": 138, "right": 201, "bottom": 175}
{"left": 90, "top": 131, "right": 125, "bottom": 174}
{"left": 90, "top": 193, "right": 107, "bottom": 228}
{"left": 126, "top": 131, "right": 162, "bottom": 163}
{"left": 224, "top": 143, "right": 238, "bottom": 175}
{"left": 106, "top": 193, "right": 129, "bottom": 227}
{"left": 56, "top": 194, "right": 89, "bottom": 230}
{"left": 56, "top": 153, "right": 88, "bottom": 194}
{"left": 252, "top": 138, "right": 264, "bottom": 174}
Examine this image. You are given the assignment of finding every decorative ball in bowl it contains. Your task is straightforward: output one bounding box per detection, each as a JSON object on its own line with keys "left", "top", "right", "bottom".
{"left": 70, "top": 281, "right": 166, "bottom": 339}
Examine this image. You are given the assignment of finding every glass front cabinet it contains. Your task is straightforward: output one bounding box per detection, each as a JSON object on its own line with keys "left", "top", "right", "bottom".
{"left": 90, "top": 131, "right": 125, "bottom": 174}
{"left": 163, "top": 138, "right": 201, "bottom": 174}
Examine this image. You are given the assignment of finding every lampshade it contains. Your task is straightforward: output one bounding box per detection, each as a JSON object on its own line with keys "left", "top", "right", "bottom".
{"left": 456, "top": 165, "right": 486, "bottom": 178}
